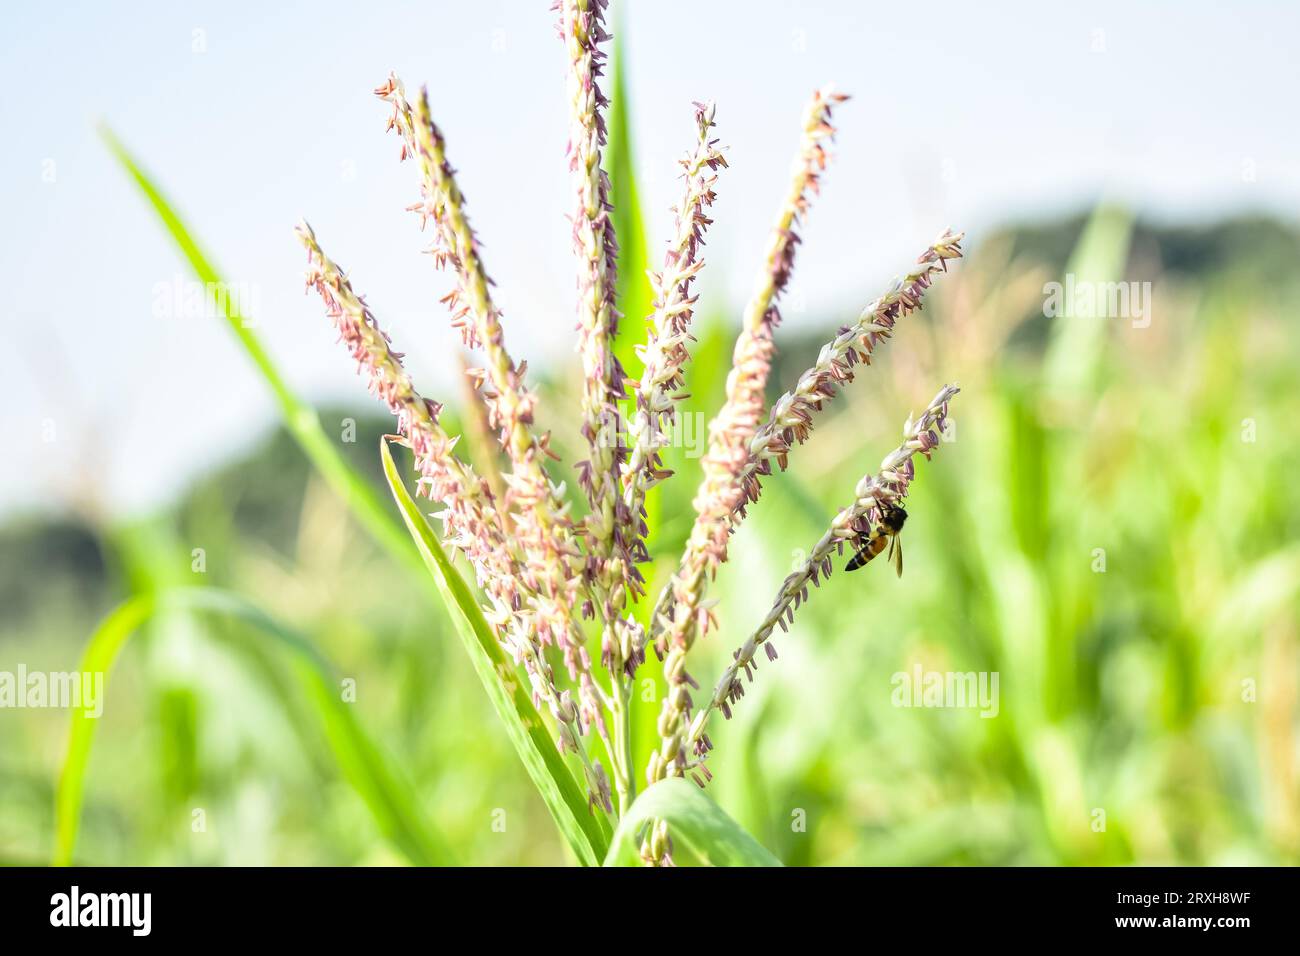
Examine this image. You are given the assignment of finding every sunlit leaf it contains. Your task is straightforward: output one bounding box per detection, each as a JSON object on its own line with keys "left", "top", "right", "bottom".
{"left": 604, "top": 778, "right": 781, "bottom": 866}
{"left": 380, "top": 437, "right": 612, "bottom": 865}
{"left": 99, "top": 125, "right": 420, "bottom": 573}
{"left": 54, "top": 589, "right": 453, "bottom": 866}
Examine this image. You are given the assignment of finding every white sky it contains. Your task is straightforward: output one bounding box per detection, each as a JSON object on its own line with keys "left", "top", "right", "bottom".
{"left": 2, "top": 1, "right": 1298, "bottom": 518}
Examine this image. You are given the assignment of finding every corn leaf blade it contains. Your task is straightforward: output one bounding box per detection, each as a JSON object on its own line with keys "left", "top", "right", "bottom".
{"left": 54, "top": 588, "right": 452, "bottom": 866}
{"left": 379, "top": 438, "right": 612, "bottom": 865}
{"left": 604, "top": 777, "right": 782, "bottom": 866}
{"left": 98, "top": 125, "right": 421, "bottom": 574}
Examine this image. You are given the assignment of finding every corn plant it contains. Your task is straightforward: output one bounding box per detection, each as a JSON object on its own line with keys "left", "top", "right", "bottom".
{"left": 291, "top": 0, "right": 964, "bottom": 865}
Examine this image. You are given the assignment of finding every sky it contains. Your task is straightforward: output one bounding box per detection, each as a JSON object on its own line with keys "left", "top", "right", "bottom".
{"left": 2, "top": 0, "right": 1298, "bottom": 519}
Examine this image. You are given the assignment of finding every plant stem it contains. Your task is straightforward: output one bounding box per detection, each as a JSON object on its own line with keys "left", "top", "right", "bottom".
{"left": 610, "top": 673, "right": 636, "bottom": 815}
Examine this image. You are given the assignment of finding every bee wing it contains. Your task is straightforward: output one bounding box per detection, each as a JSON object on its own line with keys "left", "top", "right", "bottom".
{"left": 891, "top": 534, "right": 903, "bottom": 578}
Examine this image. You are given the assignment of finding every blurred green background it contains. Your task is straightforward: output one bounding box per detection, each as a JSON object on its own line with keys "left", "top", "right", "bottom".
{"left": 2, "top": 198, "right": 1297, "bottom": 865}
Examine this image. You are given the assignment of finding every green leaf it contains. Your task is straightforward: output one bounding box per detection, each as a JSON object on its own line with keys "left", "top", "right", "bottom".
{"left": 98, "top": 125, "right": 421, "bottom": 575}
{"left": 53, "top": 597, "right": 153, "bottom": 866}
{"left": 606, "top": 17, "right": 654, "bottom": 385}
{"left": 54, "top": 588, "right": 453, "bottom": 867}
{"left": 604, "top": 778, "right": 783, "bottom": 866}
{"left": 379, "top": 438, "right": 612, "bottom": 865}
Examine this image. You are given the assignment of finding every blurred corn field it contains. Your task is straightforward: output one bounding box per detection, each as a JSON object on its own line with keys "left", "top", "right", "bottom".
{"left": 3, "top": 201, "right": 1297, "bottom": 865}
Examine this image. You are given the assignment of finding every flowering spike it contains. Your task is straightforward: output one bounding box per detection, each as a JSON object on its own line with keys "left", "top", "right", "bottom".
{"left": 646, "top": 87, "right": 847, "bottom": 787}
{"left": 375, "top": 74, "right": 599, "bottom": 726}
{"left": 296, "top": 221, "right": 610, "bottom": 813}
{"left": 734, "top": 230, "right": 964, "bottom": 519}
{"left": 623, "top": 102, "right": 728, "bottom": 573}
{"left": 558, "top": 0, "right": 642, "bottom": 815}
{"left": 682, "top": 385, "right": 961, "bottom": 768}
{"left": 308, "top": 44, "right": 965, "bottom": 844}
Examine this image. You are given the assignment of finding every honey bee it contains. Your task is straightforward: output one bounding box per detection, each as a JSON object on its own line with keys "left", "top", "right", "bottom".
{"left": 844, "top": 502, "right": 906, "bottom": 576}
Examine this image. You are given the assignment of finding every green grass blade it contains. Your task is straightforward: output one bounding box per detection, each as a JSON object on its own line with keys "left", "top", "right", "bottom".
{"left": 98, "top": 125, "right": 420, "bottom": 574}
{"left": 604, "top": 778, "right": 782, "bottom": 866}
{"left": 52, "top": 596, "right": 154, "bottom": 866}
{"left": 606, "top": 24, "right": 654, "bottom": 383}
{"left": 53, "top": 588, "right": 453, "bottom": 866}
{"left": 380, "top": 438, "right": 612, "bottom": 865}
{"left": 183, "top": 589, "right": 455, "bottom": 866}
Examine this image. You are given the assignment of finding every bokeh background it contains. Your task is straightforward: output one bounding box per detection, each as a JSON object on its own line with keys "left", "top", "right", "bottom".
{"left": 2, "top": 1, "right": 1297, "bottom": 865}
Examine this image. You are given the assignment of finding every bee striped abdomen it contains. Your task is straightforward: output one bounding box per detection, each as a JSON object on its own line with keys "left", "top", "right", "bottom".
{"left": 845, "top": 533, "right": 889, "bottom": 571}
